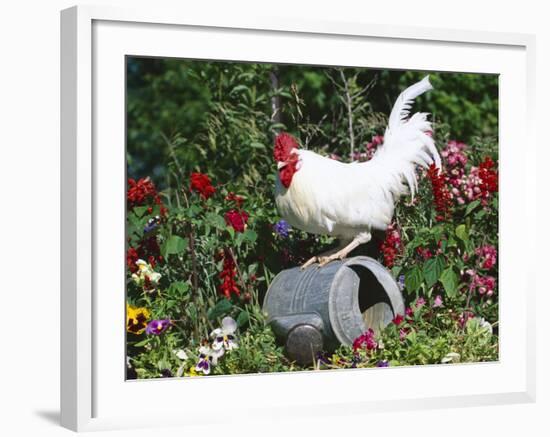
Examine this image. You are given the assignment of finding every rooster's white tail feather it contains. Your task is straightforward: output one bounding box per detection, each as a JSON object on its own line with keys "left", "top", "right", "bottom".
{"left": 374, "top": 76, "right": 441, "bottom": 200}
{"left": 388, "top": 76, "right": 433, "bottom": 131}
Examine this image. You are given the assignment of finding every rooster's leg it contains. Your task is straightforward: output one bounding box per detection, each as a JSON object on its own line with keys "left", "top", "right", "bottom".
{"left": 317, "top": 232, "right": 372, "bottom": 267}
{"left": 300, "top": 239, "right": 351, "bottom": 270}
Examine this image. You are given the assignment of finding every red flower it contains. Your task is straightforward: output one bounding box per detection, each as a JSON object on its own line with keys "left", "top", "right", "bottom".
{"left": 478, "top": 157, "right": 498, "bottom": 195}
{"left": 190, "top": 172, "right": 216, "bottom": 199}
{"left": 427, "top": 164, "right": 452, "bottom": 221}
{"left": 219, "top": 250, "right": 240, "bottom": 298}
{"left": 416, "top": 246, "right": 433, "bottom": 260}
{"left": 379, "top": 223, "right": 402, "bottom": 268}
{"left": 392, "top": 314, "right": 404, "bottom": 325}
{"left": 224, "top": 209, "right": 249, "bottom": 233}
{"left": 127, "top": 177, "right": 157, "bottom": 207}
{"left": 126, "top": 237, "right": 163, "bottom": 274}
{"left": 126, "top": 247, "right": 139, "bottom": 273}
{"left": 225, "top": 192, "right": 244, "bottom": 208}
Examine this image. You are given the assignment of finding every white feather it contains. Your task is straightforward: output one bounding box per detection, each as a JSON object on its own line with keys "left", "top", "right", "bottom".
{"left": 275, "top": 76, "right": 440, "bottom": 239}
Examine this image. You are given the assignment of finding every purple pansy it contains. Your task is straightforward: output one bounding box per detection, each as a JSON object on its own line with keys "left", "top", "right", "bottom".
{"left": 145, "top": 319, "right": 171, "bottom": 335}
{"left": 273, "top": 219, "right": 291, "bottom": 238}
{"left": 397, "top": 275, "right": 405, "bottom": 291}
{"left": 143, "top": 215, "right": 161, "bottom": 233}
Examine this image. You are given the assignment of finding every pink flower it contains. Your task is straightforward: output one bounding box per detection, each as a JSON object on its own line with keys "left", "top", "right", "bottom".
{"left": 465, "top": 269, "right": 496, "bottom": 297}
{"left": 399, "top": 328, "right": 408, "bottom": 341}
{"left": 458, "top": 311, "right": 475, "bottom": 328}
{"left": 475, "top": 245, "right": 497, "bottom": 270}
{"left": 405, "top": 307, "right": 414, "bottom": 318}
{"left": 352, "top": 329, "right": 378, "bottom": 351}
{"left": 415, "top": 297, "right": 426, "bottom": 308}
{"left": 433, "top": 295, "right": 444, "bottom": 308}
{"left": 362, "top": 135, "right": 384, "bottom": 161}
{"left": 442, "top": 140, "right": 468, "bottom": 170}
{"left": 449, "top": 157, "right": 498, "bottom": 207}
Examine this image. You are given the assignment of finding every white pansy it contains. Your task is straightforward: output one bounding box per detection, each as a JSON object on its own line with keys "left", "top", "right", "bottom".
{"left": 195, "top": 345, "right": 224, "bottom": 375}
{"left": 441, "top": 352, "right": 461, "bottom": 364}
{"left": 176, "top": 365, "right": 185, "bottom": 378}
{"left": 174, "top": 349, "right": 189, "bottom": 361}
{"left": 131, "top": 259, "right": 162, "bottom": 289}
{"left": 210, "top": 317, "right": 239, "bottom": 351}
{"left": 477, "top": 317, "right": 493, "bottom": 335}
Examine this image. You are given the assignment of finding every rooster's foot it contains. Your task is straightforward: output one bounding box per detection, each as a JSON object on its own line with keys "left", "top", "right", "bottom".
{"left": 300, "top": 251, "right": 346, "bottom": 269}
{"left": 300, "top": 256, "right": 319, "bottom": 270}
{"left": 300, "top": 232, "right": 372, "bottom": 270}
{"left": 317, "top": 251, "right": 347, "bottom": 267}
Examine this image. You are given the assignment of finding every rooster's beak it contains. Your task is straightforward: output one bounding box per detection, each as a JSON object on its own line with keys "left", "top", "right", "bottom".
{"left": 277, "top": 162, "right": 287, "bottom": 170}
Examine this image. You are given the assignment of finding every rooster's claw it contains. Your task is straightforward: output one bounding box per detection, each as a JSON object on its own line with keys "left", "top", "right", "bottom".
{"left": 300, "top": 256, "right": 318, "bottom": 270}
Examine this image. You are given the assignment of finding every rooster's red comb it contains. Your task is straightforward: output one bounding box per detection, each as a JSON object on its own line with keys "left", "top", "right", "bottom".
{"left": 274, "top": 132, "right": 299, "bottom": 162}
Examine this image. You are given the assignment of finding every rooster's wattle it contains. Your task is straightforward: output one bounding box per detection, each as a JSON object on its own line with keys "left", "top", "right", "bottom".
{"left": 274, "top": 76, "right": 441, "bottom": 268}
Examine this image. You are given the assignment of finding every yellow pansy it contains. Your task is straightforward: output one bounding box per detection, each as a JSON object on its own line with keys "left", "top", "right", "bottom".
{"left": 126, "top": 303, "right": 150, "bottom": 334}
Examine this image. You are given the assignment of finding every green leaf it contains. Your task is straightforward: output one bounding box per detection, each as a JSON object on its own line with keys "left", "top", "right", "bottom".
{"left": 249, "top": 142, "right": 266, "bottom": 150}
{"left": 187, "top": 304, "right": 198, "bottom": 322}
{"left": 423, "top": 256, "right": 446, "bottom": 288}
{"left": 187, "top": 205, "right": 201, "bottom": 218}
{"left": 391, "top": 265, "right": 402, "bottom": 278}
{"left": 230, "top": 84, "right": 250, "bottom": 95}
{"left": 169, "top": 281, "right": 189, "bottom": 295}
{"left": 465, "top": 200, "right": 480, "bottom": 216}
{"left": 164, "top": 235, "right": 188, "bottom": 256}
{"left": 133, "top": 338, "right": 150, "bottom": 347}
{"left": 243, "top": 229, "right": 257, "bottom": 244}
{"left": 132, "top": 206, "right": 150, "bottom": 218}
{"left": 236, "top": 310, "right": 249, "bottom": 328}
{"left": 128, "top": 213, "right": 147, "bottom": 230}
{"left": 207, "top": 299, "right": 233, "bottom": 320}
{"left": 474, "top": 209, "right": 487, "bottom": 220}
{"left": 455, "top": 224, "right": 469, "bottom": 242}
{"left": 440, "top": 267, "right": 459, "bottom": 297}
{"left": 405, "top": 266, "right": 423, "bottom": 293}
{"left": 206, "top": 212, "right": 226, "bottom": 230}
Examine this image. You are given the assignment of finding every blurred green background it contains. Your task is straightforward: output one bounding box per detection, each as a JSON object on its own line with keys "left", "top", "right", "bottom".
{"left": 126, "top": 57, "right": 498, "bottom": 190}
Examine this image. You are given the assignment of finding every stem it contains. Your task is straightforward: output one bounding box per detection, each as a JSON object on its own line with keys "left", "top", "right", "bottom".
{"left": 340, "top": 69, "right": 355, "bottom": 161}
{"left": 162, "top": 132, "right": 185, "bottom": 180}
{"left": 269, "top": 69, "right": 281, "bottom": 124}
{"left": 179, "top": 185, "right": 212, "bottom": 336}
{"left": 228, "top": 247, "right": 246, "bottom": 292}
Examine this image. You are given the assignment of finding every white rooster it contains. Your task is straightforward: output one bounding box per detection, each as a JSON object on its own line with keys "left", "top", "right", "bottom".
{"left": 274, "top": 76, "right": 441, "bottom": 268}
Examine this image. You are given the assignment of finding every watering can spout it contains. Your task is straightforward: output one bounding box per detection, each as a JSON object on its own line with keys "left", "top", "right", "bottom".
{"left": 269, "top": 313, "right": 325, "bottom": 366}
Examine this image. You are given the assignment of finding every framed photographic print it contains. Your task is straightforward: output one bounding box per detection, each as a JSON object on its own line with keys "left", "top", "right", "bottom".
{"left": 61, "top": 5, "right": 536, "bottom": 432}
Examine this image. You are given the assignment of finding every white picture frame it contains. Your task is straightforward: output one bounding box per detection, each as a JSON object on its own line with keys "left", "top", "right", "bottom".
{"left": 60, "top": 5, "right": 536, "bottom": 432}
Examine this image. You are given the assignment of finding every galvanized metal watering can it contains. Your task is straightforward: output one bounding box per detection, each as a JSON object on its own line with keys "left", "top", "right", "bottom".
{"left": 263, "top": 256, "right": 405, "bottom": 365}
